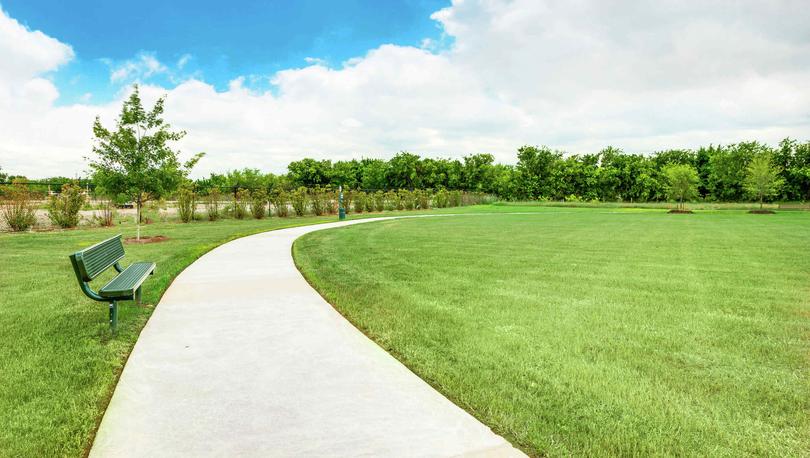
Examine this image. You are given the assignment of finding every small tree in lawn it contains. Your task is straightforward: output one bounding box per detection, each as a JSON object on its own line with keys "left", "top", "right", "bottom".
{"left": 90, "top": 85, "right": 202, "bottom": 240}
{"left": 663, "top": 164, "right": 699, "bottom": 210}
{"left": 744, "top": 153, "right": 783, "bottom": 209}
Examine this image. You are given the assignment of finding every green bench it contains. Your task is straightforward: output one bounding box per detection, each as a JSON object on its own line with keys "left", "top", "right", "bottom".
{"left": 69, "top": 234, "right": 155, "bottom": 332}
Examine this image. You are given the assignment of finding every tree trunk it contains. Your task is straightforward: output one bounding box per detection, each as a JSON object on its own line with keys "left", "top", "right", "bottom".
{"left": 136, "top": 199, "right": 141, "bottom": 241}
{"left": 760, "top": 193, "right": 763, "bottom": 210}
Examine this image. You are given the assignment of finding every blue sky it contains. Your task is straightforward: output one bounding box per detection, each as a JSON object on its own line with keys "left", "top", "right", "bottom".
{"left": 1, "top": 1, "right": 807, "bottom": 178}
{"left": 2, "top": 0, "right": 450, "bottom": 104}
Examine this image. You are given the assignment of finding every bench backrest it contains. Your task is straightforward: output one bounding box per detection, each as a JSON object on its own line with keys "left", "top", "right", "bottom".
{"left": 69, "top": 235, "right": 125, "bottom": 282}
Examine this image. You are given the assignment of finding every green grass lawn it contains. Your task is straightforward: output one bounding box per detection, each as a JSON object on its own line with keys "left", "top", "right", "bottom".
{"left": 294, "top": 207, "right": 810, "bottom": 456}
{"left": 0, "top": 213, "right": 367, "bottom": 456}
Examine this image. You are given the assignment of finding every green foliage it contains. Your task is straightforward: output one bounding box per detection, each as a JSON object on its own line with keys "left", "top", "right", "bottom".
{"left": 250, "top": 189, "right": 268, "bottom": 219}
{"left": 233, "top": 188, "right": 249, "bottom": 219}
{"left": 417, "top": 190, "right": 430, "bottom": 209}
{"left": 401, "top": 190, "right": 416, "bottom": 210}
{"left": 435, "top": 189, "right": 449, "bottom": 208}
{"left": 353, "top": 191, "right": 366, "bottom": 213}
{"left": 342, "top": 190, "right": 353, "bottom": 214}
{"left": 176, "top": 184, "right": 196, "bottom": 223}
{"left": 310, "top": 187, "right": 326, "bottom": 216}
{"left": 663, "top": 164, "right": 699, "bottom": 209}
{"left": 383, "top": 190, "right": 397, "bottom": 211}
{"left": 374, "top": 191, "right": 385, "bottom": 212}
{"left": 744, "top": 153, "right": 784, "bottom": 208}
{"left": 291, "top": 187, "right": 308, "bottom": 216}
{"left": 272, "top": 191, "right": 289, "bottom": 217}
{"left": 1, "top": 181, "right": 37, "bottom": 231}
{"left": 204, "top": 188, "right": 221, "bottom": 221}
{"left": 89, "top": 85, "right": 202, "bottom": 237}
{"left": 364, "top": 192, "right": 375, "bottom": 212}
{"left": 47, "top": 183, "right": 86, "bottom": 228}
{"left": 93, "top": 199, "right": 116, "bottom": 227}
{"left": 449, "top": 190, "right": 462, "bottom": 207}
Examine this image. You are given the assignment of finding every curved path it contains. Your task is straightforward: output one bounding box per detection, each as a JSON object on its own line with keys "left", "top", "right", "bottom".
{"left": 91, "top": 216, "right": 524, "bottom": 457}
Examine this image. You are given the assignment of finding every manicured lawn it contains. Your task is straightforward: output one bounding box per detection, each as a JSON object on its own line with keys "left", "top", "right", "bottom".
{"left": 0, "top": 214, "right": 360, "bottom": 456}
{"left": 294, "top": 207, "right": 810, "bottom": 456}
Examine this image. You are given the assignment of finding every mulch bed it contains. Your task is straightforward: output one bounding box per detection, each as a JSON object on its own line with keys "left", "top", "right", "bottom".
{"left": 668, "top": 209, "right": 694, "bottom": 214}
{"left": 124, "top": 235, "right": 170, "bottom": 244}
{"left": 748, "top": 210, "right": 776, "bottom": 214}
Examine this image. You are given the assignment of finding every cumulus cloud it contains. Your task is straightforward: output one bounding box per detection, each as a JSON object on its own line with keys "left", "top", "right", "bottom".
{"left": 0, "top": 1, "right": 809, "bottom": 178}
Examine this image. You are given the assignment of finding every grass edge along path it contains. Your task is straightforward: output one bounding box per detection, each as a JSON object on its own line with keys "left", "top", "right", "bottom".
{"left": 293, "top": 208, "right": 810, "bottom": 457}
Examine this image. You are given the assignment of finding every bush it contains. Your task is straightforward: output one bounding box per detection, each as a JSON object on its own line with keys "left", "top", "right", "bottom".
{"left": 310, "top": 187, "right": 326, "bottom": 216}
{"left": 47, "top": 183, "right": 86, "bottom": 228}
{"left": 354, "top": 191, "right": 366, "bottom": 213}
{"left": 450, "top": 190, "right": 463, "bottom": 207}
{"left": 233, "top": 188, "right": 249, "bottom": 219}
{"left": 365, "top": 192, "right": 375, "bottom": 212}
{"left": 327, "top": 190, "right": 338, "bottom": 214}
{"left": 205, "top": 188, "right": 221, "bottom": 221}
{"left": 251, "top": 189, "right": 267, "bottom": 219}
{"left": 417, "top": 190, "right": 430, "bottom": 210}
{"left": 384, "top": 191, "right": 397, "bottom": 211}
{"left": 1, "top": 182, "right": 37, "bottom": 231}
{"left": 343, "top": 191, "right": 353, "bottom": 214}
{"left": 374, "top": 191, "right": 385, "bottom": 212}
{"left": 177, "top": 184, "right": 196, "bottom": 223}
{"left": 435, "top": 189, "right": 449, "bottom": 208}
{"left": 272, "top": 191, "right": 289, "bottom": 217}
{"left": 291, "top": 187, "right": 308, "bottom": 216}
{"left": 93, "top": 199, "right": 116, "bottom": 227}
{"left": 401, "top": 190, "right": 416, "bottom": 210}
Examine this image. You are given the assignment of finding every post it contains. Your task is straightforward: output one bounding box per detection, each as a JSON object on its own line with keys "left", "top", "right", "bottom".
{"left": 338, "top": 185, "right": 346, "bottom": 220}
{"left": 109, "top": 301, "right": 118, "bottom": 333}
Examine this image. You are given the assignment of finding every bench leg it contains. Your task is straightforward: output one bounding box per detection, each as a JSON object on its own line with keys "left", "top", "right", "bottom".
{"left": 135, "top": 287, "right": 142, "bottom": 306}
{"left": 109, "top": 301, "right": 118, "bottom": 333}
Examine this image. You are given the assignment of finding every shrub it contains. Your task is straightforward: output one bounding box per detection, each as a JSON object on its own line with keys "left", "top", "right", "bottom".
{"left": 374, "top": 191, "right": 385, "bottom": 212}
{"left": 401, "top": 190, "right": 416, "bottom": 210}
{"left": 384, "top": 191, "right": 396, "bottom": 211}
{"left": 417, "top": 190, "right": 430, "bottom": 210}
{"left": 365, "top": 192, "right": 376, "bottom": 212}
{"left": 94, "top": 199, "right": 116, "bottom": 227}
{"left": 327, "top": 190, "right": 338, "bottom": 214}
{"left": 233, "top": 188, "right": 249, "bottom": 219}
{"left": 251, "top": 189, "right": 268, "bottom": 219}
{"left": 177, "top": 184, "right": 196, "bottom": 223}
{"left": 435, "top": 189, "right": 449, "bottom": 208}
{"left": 1, "top": 182, "right": 37, "bottom": 231}
{"left": 310, "top": 187, "right": 326, "bottom": 216}
{"left": 354, "top": 191, "right": 366, "bottom": 213}
{"left": 450, "top": 190, "right": 463, "bottom": 207}
{"left": 205, "top": 188, "right": 221, "bottom": 221}
{"left": 343, "top": 191, "right": 353, "bottom": 214}
{"left": 291, "top": 187, "right": 308, "bottom": 216}
{"left": 272, "top": 191, "right": 289, "bottom": 217}
{"left": 47, "top": 183, "right": 86, "bottom": 228}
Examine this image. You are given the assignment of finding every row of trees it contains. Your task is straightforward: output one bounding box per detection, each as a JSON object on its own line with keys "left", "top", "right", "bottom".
{"left": 189, "top": 141, "right": 809, "bottom": 204}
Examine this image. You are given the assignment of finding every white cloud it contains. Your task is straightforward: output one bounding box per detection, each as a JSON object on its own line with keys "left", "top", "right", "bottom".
{"left": 108, "top": 52, "right": 167, "bottom": 83}
{"left": 1, "top": 1, "right": 809, "bottom": 178}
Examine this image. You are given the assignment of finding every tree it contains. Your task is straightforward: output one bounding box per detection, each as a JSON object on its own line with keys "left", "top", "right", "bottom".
{"left": 90, "top": 85, "right": 203, "bottom": 240}
{"left": 0, "top": 166, "right": 7, "bottom": 182}
{"left": 663, "top": 164, "right": 699, "bottom": 210}
{"left": 743, "top": 153, "right": 783, "bottom": 209}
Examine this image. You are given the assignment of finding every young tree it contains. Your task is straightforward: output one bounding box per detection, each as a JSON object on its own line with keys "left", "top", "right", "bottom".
{"left": 89, "top": 85, "right": 203, "bottom": 239}
{"left": 744, "top": 153, "right": 783, "bottom": 209}
{"left": 663, "top": 163, "right": 699, "bottom": 210}
{"left": 0, "top": 165, "right": 7, "bottom": 182}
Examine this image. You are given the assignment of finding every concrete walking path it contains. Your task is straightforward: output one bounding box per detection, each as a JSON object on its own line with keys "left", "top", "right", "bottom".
{"left": 91, "top": 216, "right": 524, "bottom": 457}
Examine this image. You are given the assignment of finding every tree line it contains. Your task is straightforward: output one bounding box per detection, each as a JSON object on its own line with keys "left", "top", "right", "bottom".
{"left": 191, "top": 140, "right": 809, "bottom": 203}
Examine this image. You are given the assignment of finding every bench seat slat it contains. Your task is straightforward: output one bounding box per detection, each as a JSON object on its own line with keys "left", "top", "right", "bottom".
{"left": 99, "top": 262, "right": 156, "bottom": 298}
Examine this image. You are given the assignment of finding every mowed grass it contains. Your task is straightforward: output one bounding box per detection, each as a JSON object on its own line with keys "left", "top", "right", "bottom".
{"left": 0, "top": 214, "right": 357, "bottom": 456}
{"left": 294, "top": 208, "right": 810, "bottom": 456}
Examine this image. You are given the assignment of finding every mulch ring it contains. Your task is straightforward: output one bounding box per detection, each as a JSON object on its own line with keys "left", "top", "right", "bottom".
{"left": 748, "top": 209, "right": 776, "bottom": 214}
{"left": 124, "top": 235, "right": 170, "bottom": 244}
{"left": 668, "top": 209, "right": 694, "bottom": 214}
